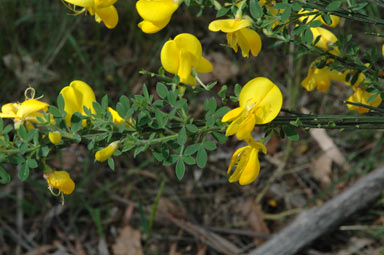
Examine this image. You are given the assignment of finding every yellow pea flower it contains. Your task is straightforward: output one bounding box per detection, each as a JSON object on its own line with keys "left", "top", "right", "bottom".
{"left": 299, "top": 9, "right": 340, "bottom": 28}
{"left": 59, "top": 80, "right": 96, "bottom": 127}
{"left": 222, "top": 77, "right": 282, "bottom": 140}
{"left": 46, "top": 170, "right": 75, "bottom": 195}
{"left": 302, "top": 62, "right": 345, "bottom": 93}
{"left": 208, "top": 19, "right": 262, "bottom": 58}
{"left": 0, "top": 99, "right": 49, "bottom": 129}
{"left": 347, "top": 87, "right": 382, "bottom": 114}
{"left": 136, "top": 0, "right": 180, "bottom": 34}
{"left": 49, "top": 131, "right": 62, "bottom": 145}
{"left": 160, "top": 33, "right": 213, "bottom": 87}
{"left": 107, "top": 107, "right": 135, "bottom": 128}
{"left": 382, "top": 44, "right": 384, "bottom": 56}
{"left": 310, "top": 27, "right": 339, "bottom": 55}
{"left": 227, "top": 136, "right": 267, "bottom": 185}
{"left": 95, "top": 141, "right": 120, "bottom": 162}
{"left": 63, "top": 0, "right": 119, "bottom": 29}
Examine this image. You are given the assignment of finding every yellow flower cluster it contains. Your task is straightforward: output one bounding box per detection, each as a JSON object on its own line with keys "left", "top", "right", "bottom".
{"left": 222, "top": 77, "right": 283, "bottom": 185}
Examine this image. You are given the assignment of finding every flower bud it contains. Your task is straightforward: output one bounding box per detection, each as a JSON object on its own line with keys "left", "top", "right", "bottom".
{"left": 95, "top": 141, "right": 120, "bottom": 162}
{"left": 49, "top": 131, "right": 62, "bottom": 145}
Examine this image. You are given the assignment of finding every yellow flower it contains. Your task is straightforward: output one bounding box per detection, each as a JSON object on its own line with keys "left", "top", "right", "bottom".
{"left": 49, "top": 131, "right": 62, "bottom": 145}
{"left": 299, "top": 9, "right": 340, "bottom": 28}
{"left": 208, "top": 19, "right": 262, "bottom": 58}
{"left": 136, "top": 0, "right": 180, "bottom": 33}
{"left": 63, "top": 0, "right": 118, "bottom": 29}
{"left": 46, "top": 170, "right": 75, "bottom": 195}
{"left": 302, "top": 62, "right": 345, "bottom": 93}
{"left": 60, "top": 80, "right": 96, "bottom": 127}
{"left": 310, "top": 27, "right": 339, "bottom": 55}
{"left": 222, "top": 77, "right": 282, "bottom": 140}
{"left": 227, "top": 136, "right": 267, "bottom": 185}
{"left": 0, "top": 99, "right": 49, "bottom": 129}
{"left": 161, "top": 33, "right": 213, "bottom": 86}
{"left": 382, "top": 44, "right": 384, "bottom": 56}
{"left": 347, "top": 87, "right": 382, "bottom": 114}
{"left": 107, "top": 107, "right": 135, "bottom": 128}
{"left": 95, "top": 141, "right": 119, "bottom": 162}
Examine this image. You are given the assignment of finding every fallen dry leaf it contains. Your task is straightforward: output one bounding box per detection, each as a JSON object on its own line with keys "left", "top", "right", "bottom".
{"left": 3, "top": 54, "right": 58, "bottom": 86}
{"left": 112, "top": 226, "right": 143, "bottom": 255}
{"left": 199, "top": 52, "right": 239, "bottom": 84}
{"left": 311, "top": 153, "right": 333, "bottom": 186}
{"left": 236, "top": 198, "right": 270, "bottom": 246}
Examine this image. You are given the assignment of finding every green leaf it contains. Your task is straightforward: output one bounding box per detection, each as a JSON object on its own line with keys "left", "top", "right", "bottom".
{"left": 321, "top": 13, "right": 332, "bottom": 25}
{"left": 134, "top": 145, "right": 147, "bottom": 158}
{"left": 156, "top": 83, "right": 168, "bottom": 99}
{"left": 101, "top": 95, "right": 108, "bottom": 110}
{"left": 282, "top": 125, "right": 299, "bottom": 141}
{"left": 204, "top": 98, "right": 217, "bottom": 113}
{"left": 175, "top": 159, "right": 185, "bottom": 180}
{"left": 309, "top": 20, "right": 323, "bottom": 28}
{"left": 293, "top": 25, "right": 306, "bottom": 35}
{"left": 186, "top": 124, "right": 198, "bottom": 133}
{"left": 215, "top": 106, "right": 230, "bottom": 118}
{"left": 249, "top": 0, "right": 263, "bottom": 19}
{"left": 57, "top": 94, "right": 65, "bottom": 111}
{"left": 27, "top": 159, "right": 38, "bottom": 169}
{"left": 234, "top": 84, "right": 242, "bottom": 97}
{"left": 183, "top": 155, "right": 195, "bottom": 165}
{"left": 303, "top": 28, "right": 314, "bottom": 45}
{"left": 177, "top": 127, "right": 187, "bottom": 145}
{"left": 3, "top": 124, "right": 12, "bottom": 134}
{"left": 18, "top": 164, "right": 29, "bottom": 181}
{"left": 203, "top": 141, "right": 216, "bottom": 151}
{"left": 108, "top": 157, "right": 115, "bottom": 170}
{"left": 217, "top": 6, "right": 230, "bottom": 17}
{"left": 281, "top": 6, "right": 291, "bottom": 22}
{"left": 18, "top": 125, "right": 28, "bottom": 141}
{"left": 213, "top": 132, "right": 228, "bottom": 144}
{"left": 196, "top": 148, "right": 207, "bottom": 168}
{"left": 326, "top": 0, "right": 342, "bottom": 11}
{"left": 292, "top": 2, "right": 302, "bottom": 11}
{"left": 184, "top": 144, "right": 200, "bottom": 156}
{"left": 0, "top": 166, "right": 10, "bottom": 184}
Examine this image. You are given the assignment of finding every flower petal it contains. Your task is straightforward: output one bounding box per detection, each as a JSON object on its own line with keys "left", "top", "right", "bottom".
{"left": 239, "top": 77, "right": 283, "bottom": 124}
{"left": 94, "top": 0, "right": 117, "bottom": 8}
{"left": 174, "top": 33, "right": 202, "bottom": 65}
{"left": 69, "top": 80, "right": 96, "bottom": 114}
{"left": 178, "top": 49, "right": 193, "bottom": 84}
{"left": 46, "top": 171, "right": 75, "bottom": 195}
{"left": 221, "top": 107, "right": 244, "bottom": 122}
{"left": 95, "top": 5, "right": 118, "bottom": 29}
{"left": 161, "top": 40, "right": 180, "bottom": 74}
{"left": 238, "top": 28, "right": 262, "bottom": 57}
{"left": 236, "top": 114, "right": 256, "bottom": 140}
{"left": 239, "top": 148, "right": 260, "bottom": 185}
{"left": 195, "top": 57, "right": 213, "bottom": 73}
{"left": 63, "top": 0, "right": 93, "bottom": 7}
{"left": 227, "top": 146, "right": 248, "bottom": 174}
{"left": 136, "top": 0, "right": 178, "bottom": 23}
{"left": 208, "top": 19, "right": 251, "bottom": 33}
{"left": 17, "top": 99, "right": 49, "bottom": 119}
{"left": 138, "top": 18, "right": 170, "bottom": 34}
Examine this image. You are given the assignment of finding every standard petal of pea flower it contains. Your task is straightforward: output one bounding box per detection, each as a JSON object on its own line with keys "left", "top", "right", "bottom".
{"left": 161, "top": 33, "right": 213, "bottom": 87}
{"left": 208, "top": 19, "right": 262, "bottom": 58}
{"left": 227, "top": 136, "right": 267, "bottom": 185}
{"left": 95, "top": 141, "right": 120, "bottom": 162}
{"left": 136, "top": 0, "right": 179, "bottom": 34}
{"left": 63, "top": 0, "right": 119, "bottom": 29}
{"left": 222, "top": 77, "right": 282, "bottom": 140}
{"left": 59, "top": 80, "right": 96, "bottom": 127}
